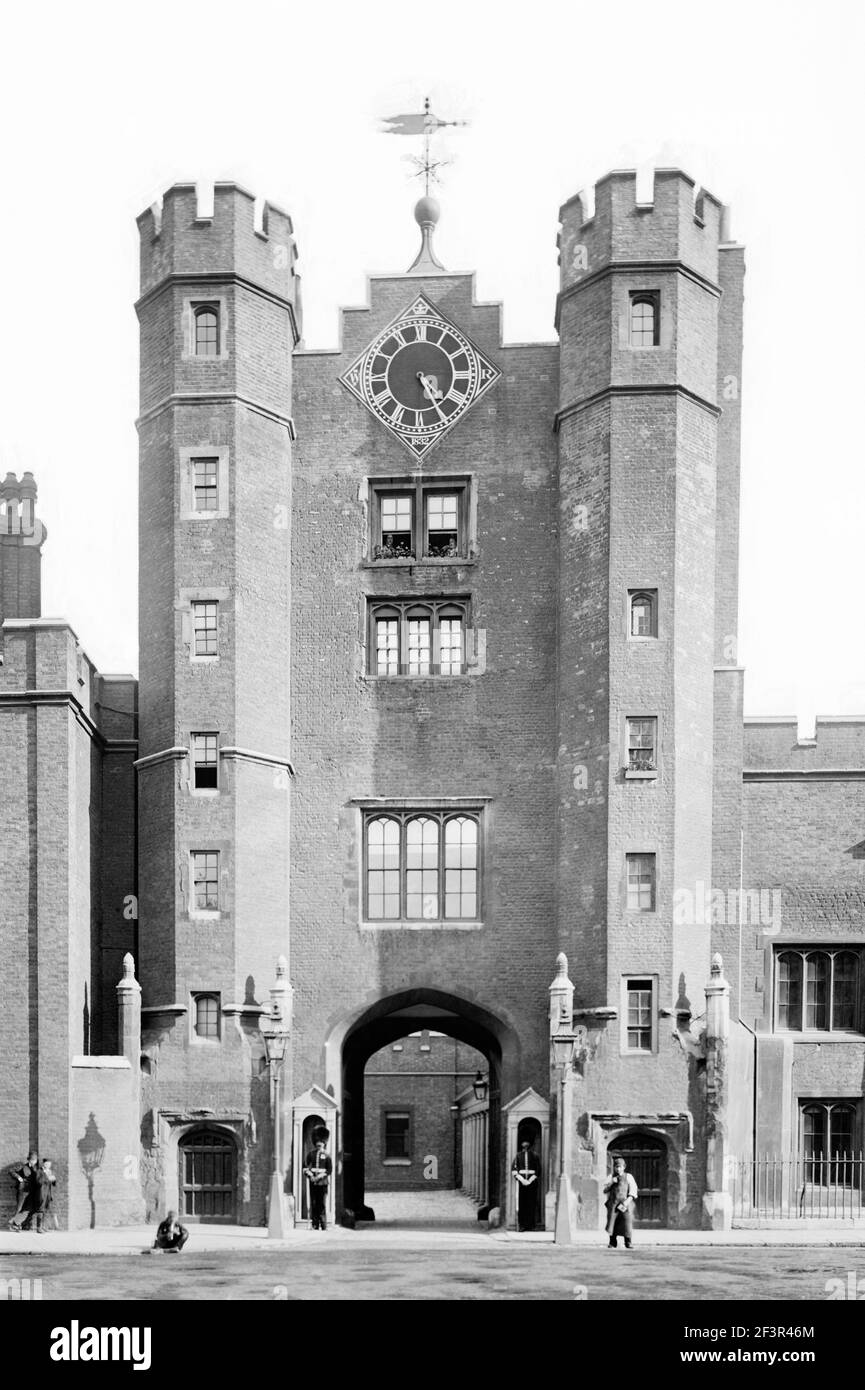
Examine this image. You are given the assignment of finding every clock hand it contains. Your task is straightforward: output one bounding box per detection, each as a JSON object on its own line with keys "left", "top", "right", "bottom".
{"left": 417, "top": 372, "right": 447, "bottom": 422}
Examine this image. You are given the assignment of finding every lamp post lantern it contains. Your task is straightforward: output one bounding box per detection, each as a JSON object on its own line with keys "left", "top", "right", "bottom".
{"left": 260, "top": 955, "right": 292, "bottom": 1239}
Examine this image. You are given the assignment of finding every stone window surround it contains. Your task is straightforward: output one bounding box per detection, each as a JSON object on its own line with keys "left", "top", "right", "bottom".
{"left": 768, "top": 943, "right": 865, "bottom": 1039}
{"left": 362, "top": 472, "right": 477, "bottom": 566}
{"left": 626, "top": 587, "right": 660, "bottom": 641}
{"left": 365, "top": 594, "right": 472, "bottom": 678}
{"left": 189, "top": 991, "right": 222, "bottom": 1044}
{"left": 184, "top": 841, "right": 232, "bottom": 921}
{"left": 621, "top": 286, "right": 669, "bottom": 350}
{"left": 178, "top": 586, "right": 231, "bottom": 662}
{"left": 623, "top": 848, "right": 659, "bottom": 915}
{"left": 182, "top": 295, "right": 229, "bottom": 360}
{"left": 350, "top": 796, "right": 491, "bottom": 932}
{"left": 795, "top": 1096, "right": 863, "bottom": 1166}
{"left": 619, "top": 973, "right": 659, "bottom": 1055}
{"left": 179, "top": 447, "right": 230, "bottom": 521}
{"left": 622, "top": 712, "right": 659, "bottom": 779}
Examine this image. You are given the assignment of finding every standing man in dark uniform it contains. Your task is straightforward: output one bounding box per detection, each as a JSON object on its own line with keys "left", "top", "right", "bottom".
{"left": 303, "top": 1127, "right": 332, "bottom": 1231}
{"left": 511, "top": 1138, "right": 542, "bottom": 1232}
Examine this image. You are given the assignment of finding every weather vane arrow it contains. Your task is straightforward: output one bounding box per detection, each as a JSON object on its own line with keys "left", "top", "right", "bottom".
{"left": 378, "top": 96, "right": 470, "bottom": 195}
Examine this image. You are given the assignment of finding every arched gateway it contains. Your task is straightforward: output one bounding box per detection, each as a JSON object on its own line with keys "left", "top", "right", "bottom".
{"left": 325, "top": 988, "right": 521, "bottom": 1221}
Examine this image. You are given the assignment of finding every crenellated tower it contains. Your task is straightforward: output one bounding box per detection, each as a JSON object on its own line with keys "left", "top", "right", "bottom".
{"left": 553, "top": 170, "right": 744, "bottom": 1218}
{"left": 135, "top": 183, "right": 300, "bottom": 1221}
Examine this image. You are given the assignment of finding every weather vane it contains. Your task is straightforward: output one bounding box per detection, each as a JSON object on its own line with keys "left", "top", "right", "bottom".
{"left": 380, "top": 96, "right": 469, "bottom": 195}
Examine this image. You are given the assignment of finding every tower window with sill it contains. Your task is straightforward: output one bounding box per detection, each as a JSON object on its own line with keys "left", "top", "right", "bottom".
{"left": 193, "top": 304, "right": 220, "bottom": 356}
{"left": 629, "top": 590, "right": 658, "bottom": 638}
{"left": 629, "top": 292, "right": 660, "bottom": 347}
{"left": 191, "top": 734, "right": 219, "bottom": 790}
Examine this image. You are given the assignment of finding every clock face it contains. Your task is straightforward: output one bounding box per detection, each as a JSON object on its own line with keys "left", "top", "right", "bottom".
{"left": 339, "top": 295, "right": 500, "bottom": 457}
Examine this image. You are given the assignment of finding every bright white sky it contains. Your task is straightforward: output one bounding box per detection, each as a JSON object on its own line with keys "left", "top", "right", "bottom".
{"left": 1, "top": 0, "right": 862, "bottom": 733}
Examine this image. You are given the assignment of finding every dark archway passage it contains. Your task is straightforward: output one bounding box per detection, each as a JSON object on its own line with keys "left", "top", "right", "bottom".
{"left": 338, "top": 988, "right": 517, "bottom": 1224}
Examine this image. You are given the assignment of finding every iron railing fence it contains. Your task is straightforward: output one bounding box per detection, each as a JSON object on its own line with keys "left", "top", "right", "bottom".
{"left": 731, "top": 1153, "right": 865, "bottom": 1220}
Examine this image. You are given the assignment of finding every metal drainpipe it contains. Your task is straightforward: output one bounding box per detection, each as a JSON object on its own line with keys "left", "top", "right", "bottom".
{"left": 737, "top": 824, "right": 759, "bottom": 1171}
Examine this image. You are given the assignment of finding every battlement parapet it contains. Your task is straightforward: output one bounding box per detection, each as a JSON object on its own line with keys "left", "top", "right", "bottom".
{"left": 744, "top": 716, "right": 865, "bottom": 772}
{"left": 137, "top": 181, "right": 300, "bottom": 321}
{"left": 557, "top": 168, "right": 728, "bottom": 294}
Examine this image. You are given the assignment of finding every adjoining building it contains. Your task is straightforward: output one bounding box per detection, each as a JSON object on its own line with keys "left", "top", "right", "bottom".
{"left": 1, "top": 168, "right": 863, "bottom": 1232}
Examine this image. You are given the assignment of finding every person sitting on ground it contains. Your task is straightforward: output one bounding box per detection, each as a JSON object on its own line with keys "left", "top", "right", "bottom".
{"left": 153, "top": 1209, "right": 189, "bottom": 1252}
{"left": 8, "top": 1151, "right": 39, "bottom": 1232}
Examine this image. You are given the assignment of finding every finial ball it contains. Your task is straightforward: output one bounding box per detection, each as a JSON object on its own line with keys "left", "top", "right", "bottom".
{"left": 414, "top": 195, "right": 441, "bottom": 227}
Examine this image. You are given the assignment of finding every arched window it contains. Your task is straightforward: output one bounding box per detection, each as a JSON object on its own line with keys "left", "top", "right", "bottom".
{"left": 364, "top": 810, "right": 481, "bottom": 922}
{"left": 373, "top": 606, "right": 400, "bottom": 676}
{"left": 629, "top": 293, "right": 659, "bottom": 347}
{"left": 802, "top": 1102, "right": 857, "bottom": 1183}
{"left": 776, "top": 951, "right": 802, "bottom": 1030}
{"left": 629, "top": 590, "right": 657, "bottom": 638}
{"left": 194, "top": 305, "right": 219, "bottom": 356}
{"left": 444, "top": 816, "right": 478, "bottom": 919}
{"left": 406, "top": 606, "right": 432, "bottom": 676}
{"left": 366, "top": 816, "right": 400, "bottom": 920}
{"left": 405, "top": 816, "right": 439, "bottom": 919}
{"left": 368, "top": 599, "right": 468, "bottom": 676}
{"left": 438, "top": 605, "right": 465, "bottom": 676}
{"left": 775, "top": 949, "right": 861, "bottom": 1032}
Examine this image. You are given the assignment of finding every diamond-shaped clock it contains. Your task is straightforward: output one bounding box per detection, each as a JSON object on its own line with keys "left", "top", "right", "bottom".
{"left": 339, "top": 294, "right": 501, "bottom": 458}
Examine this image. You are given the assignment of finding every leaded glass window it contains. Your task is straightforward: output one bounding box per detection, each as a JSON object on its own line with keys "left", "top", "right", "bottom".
{"left": 364, "top": 810, "right": 481, "bottom": 922}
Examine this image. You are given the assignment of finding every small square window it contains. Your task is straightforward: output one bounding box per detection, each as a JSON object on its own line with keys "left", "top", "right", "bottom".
{"left": 192, "top": 850, "right": 220, "bottom": 912}
{"left": 192, "top": 993, "right": 220, "bottom": 1040}
{"left": 191, "top": 733, "right": 219, "bottom": 790}
{"left": 192, "top": 601, "right": 219, "bottom": 658}
{"left": 626, "top": 853, "right": 656, "bottom": 912}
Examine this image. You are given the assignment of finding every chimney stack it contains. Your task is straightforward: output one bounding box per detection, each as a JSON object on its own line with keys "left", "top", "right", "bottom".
{"left": 0, "top": 471, "right": 47, "bottom": 627}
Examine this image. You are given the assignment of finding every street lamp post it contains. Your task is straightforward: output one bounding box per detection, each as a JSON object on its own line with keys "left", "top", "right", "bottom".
{"left": 551, "top": 1031, "right": 577, "bottom": 1245}
{"left": 260, "top": 955, "right": 292, "bottom": 1240}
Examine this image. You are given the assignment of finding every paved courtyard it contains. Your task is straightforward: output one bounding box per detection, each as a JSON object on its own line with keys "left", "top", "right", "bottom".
{"left": 1, "top": 1192, "right": 863, "bottom": 1301}
{"left": 2, "top": 1242, "right": 863, "bottom": 1301}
